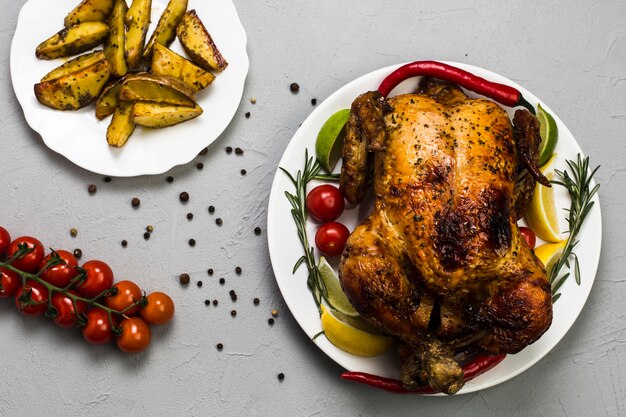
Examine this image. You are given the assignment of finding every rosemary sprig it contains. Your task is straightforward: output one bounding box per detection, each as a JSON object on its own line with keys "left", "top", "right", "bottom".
{"left": 280, "top": 150, "right": 328, "bottom": 313}
{"left": 550, "top": 154, "right": 600, "bottom": 302}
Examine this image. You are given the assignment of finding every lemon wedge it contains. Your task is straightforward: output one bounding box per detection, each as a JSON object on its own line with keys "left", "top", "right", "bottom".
{"left": 318, "top": 256, "right": 359, "bottom": 317}
{"left": 315, "top": 109, "right": 350, "bottom": 172}
{"left": 535, "top": 240, "right": 567, "bottom": 277}
{"left": 525, "top": 172, "right": 561, "bottom": 242}
{"left": 320, "top": 305, "right": 392, "bottom": 357}
{"left": 537, "top": 104, "right": 559, "bottom": 167}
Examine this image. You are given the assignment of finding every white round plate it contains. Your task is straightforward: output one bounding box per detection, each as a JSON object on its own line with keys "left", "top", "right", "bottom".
{"left": 10, "top": 0, "right": 249, "bottom": 177}
{"left": 267, "top": 62, "right": 602, "bottom": 394}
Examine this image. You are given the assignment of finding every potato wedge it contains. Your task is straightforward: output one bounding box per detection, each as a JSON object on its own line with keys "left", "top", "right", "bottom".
{"left": 125, "top": 0, "right": 152, "bottom": 69}
{"left": 142, "top": 0, "right": 188, "bottom": 60}
{"left": 107, "top": 102, "right": 135, "bottom": 147}
{"left": 132, "top": 102, "right": 203, "bottom": 128}
{"left": 40, "top": 50, "right": 106, "bottom": 82}
{"left": 64, "top": 0, "right": 115, "bottom": 27}
{"left": 150, "top": 43, "right": 214, "bottom": 93}
{"left": 104, "top": 0, "right": 128, "bottom": 77}
{"left": 95, "top": 78, "right": 124, "bottom": 120}
{"left": 119, "top": 73, "right": 196, "bottom": 107}
{"left": 34, "top": 59, "right": 112, "bottom": 110}
{"left": 176, "top": 10, "right": 228, "bottom": 72}
{"left": 36, "top": 21, "right": 109, "bottom": 60}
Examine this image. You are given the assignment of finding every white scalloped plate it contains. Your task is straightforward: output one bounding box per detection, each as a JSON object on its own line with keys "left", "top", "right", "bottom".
{"left": 11, "top": 0, "right": 249, "bottom": 176}
{"left": 267, "top": 62, "right": 602, "bottom": 394}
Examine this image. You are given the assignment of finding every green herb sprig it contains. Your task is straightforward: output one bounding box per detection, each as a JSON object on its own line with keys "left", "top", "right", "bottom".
{"left": 550, "top": 154, "right": 600, "bottom": 302}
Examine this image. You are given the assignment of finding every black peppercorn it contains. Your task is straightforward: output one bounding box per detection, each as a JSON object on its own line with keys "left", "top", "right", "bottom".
{"left": 189, "top": 238, "right": 196, "bottom": 247}
{"left": 216, "top": 218, "right": 223, "bottom": 226}
{"left": 229, "top": 290, "right": 237, "bottom": 301}
{"left": 179, "top": 192, "right": 189, "bottom": 202}
{"left": 88, "top": 184, "right": 97, "bottom": 194}
{"left": 254, "top": 227, "right": 262, "bottom": 235}
{"left": 219, "top": 278, "right": 225, "bottom": 285}
{"left": 196, "top": 162, "right": 204, "bottom": 170}
{"left": 311, "top": 98, "right": 317, "bottom": 106}
{"left": 240, "top": 169, "right": 247, "bottom": 176}
{"left": 235, "top": 147, "right": 243, "bottom": 155}
{"left": 144, "top": 232, "right": 150, "bottom": 240}
{"left": 73, "top": 248, "right": 82, "bottom": 259}
{"left": 104, "top": 176, "right": 112, "bottom": 183}
{"left": 197, "top": 280, "right": 203, "bottom": 288}
{"left": 278, "top": 373, "right": 285, "bottom": 381}
{"left": 179, "top": 273, "right": 190, "bottom": 285}
{"left": 207, "top": 268, "right": 214, "bottom": 275}
{"left": 235, "top": 266, "right": 242, "bottom": 275}
{"left": 121, "top": 240, "right": 128, "bottom": 247}
{"left": 208, "top": 205, "right": 215, "bottom": 213}
{"left": 231, "top": 310, "right": 237, "bottom": 317}
{"left": 253, "top": 298, "right": 260, "bottom": 306}
{"left": 131, "top": 197, "right": 140, "bottom": 207}
{"left": 187, "top": 212, "right": 193, "bottom": 220}
{"left": 290, "top": 82, "right": 299, "bottom": 92}
{"left": 226, "top": 146, "right": 233, "bottom": 154}
{"left": 268, "top": 318, "right": 275, "bottom": 325}
{"left": 245, "top": 112, "right": 250, "bottom": 118}
{"left": 213, "top": 299, "right": 218, "bottom": 306}
{"left": 217, "top": 343, "right": 223, "bottom": 351}
{"left": 166, "top": 176, "right": 174, "bottom": 183}
{"left": 205, "top": 299, "right": 211, "bottom": 306}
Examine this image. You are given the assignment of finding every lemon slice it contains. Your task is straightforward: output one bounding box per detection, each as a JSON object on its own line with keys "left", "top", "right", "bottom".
{"left": 320, "top": 305, "right": 392, "bottom": 357}
{"left": 537, "top": 104, "right": 559, "bottom": 167}
{"left": 316, "top": 109, "right": 350, "bottom": 172}
{"left": 318, "top": 256, "right": 359, "bottom": 317}
{"left": 535, "top": 240, "right": 566, "bottom": 277}
{"left": 525, "top": 172, "right": 561, "bottom": 242}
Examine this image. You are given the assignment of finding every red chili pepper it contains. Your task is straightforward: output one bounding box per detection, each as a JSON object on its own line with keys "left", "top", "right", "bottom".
{"left": 340, "top": 354, "right": 506, "bottom": 394}
{"left": 378, "top": 61, "right": 535, "bottom": 115}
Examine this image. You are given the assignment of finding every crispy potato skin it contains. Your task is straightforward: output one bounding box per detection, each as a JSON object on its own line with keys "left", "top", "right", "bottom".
{"left": 132, "top": 102, "right": 203, "bottom": 128}
{"left": 95, "top": 78, "right": 124, "bottom": 120}
{"left": 34, "top": 59, "right": 112, "bottom": 110}
{"left": 64, "top": 0, "right": 115, "bottom": 27}
{"left": 176, "top": 9, "right": 228, "bottom": 72}
{"left": 142, "top": 0, "right": 188, "bottom": 60}
{"left": 107, "top": 101, "right": 136, "bottom": 147}
{"left": 36, "top": 21, "right": 109, "bottom": 60}
{"left": 104, "top": 0, "right": 128, "bottom": 77}
{"left": 40, "top": 50, "right": 105, "bottom": 82}
{"left": 125, "top": 0, "right": 152, "bottom": 69}
{"left": 119, "top": 73, "right": 196, "bottom": 107}
{"left": 150, "top": 43, "right": 214, "bottom": 92}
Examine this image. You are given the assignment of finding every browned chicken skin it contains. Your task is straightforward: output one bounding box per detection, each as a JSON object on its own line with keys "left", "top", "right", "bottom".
{"left": 338, "top": 79, "right": 552, "bottom": 395}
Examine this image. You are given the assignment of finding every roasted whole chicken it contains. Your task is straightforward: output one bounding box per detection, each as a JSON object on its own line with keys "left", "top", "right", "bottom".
{"left": 338, "top": 78, "right": 553, "bottom": 395}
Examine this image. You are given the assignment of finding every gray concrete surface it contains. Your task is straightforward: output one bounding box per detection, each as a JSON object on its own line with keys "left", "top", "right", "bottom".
{"left": 1, "top": 0, "right": 625, "bottom": 416}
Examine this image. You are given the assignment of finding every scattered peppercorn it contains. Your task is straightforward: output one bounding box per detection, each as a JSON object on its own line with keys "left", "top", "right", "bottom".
{"left": 179, "top": 192, "right": 189, "bottom": 202}
{"left": 217, "top": 343, "right": 223, "bottom": 351}
{"left": 88, "top": 184, "right": 97, "bottom": 194}
{"left": 229, "top": 290, "right": 237, "bottom": 301}
{"left": 205, "top": 299, "right": 211, "bottom": 306}
{"left": 226, "top": 146, "right": 233, "bottom": 154}
{"left": 121, "top": 240, "right": 128, "bottom": 248}
{"left": 70, "top": 228, "right": 78, "bottom": 237}
{"left": 219, "top": 278, "right": 225, "bottom": 285}
{"left": 213, "top": 299, "right": 218, "bottom": 306}
{"left": 278, "top": 373, "right": 285, "bottom": 381}
{"left": 254, "top": 227, "right": 262, "bottom": 235}
{"left": 311, "top": 98, "right": 317, "bottom": 106}
{"left": 268, "top": 318, "right": 275, "bottom": 326}
{"left": 187, "top": 212, "right": 194, "bottom": 220}
{"left": 144, "top": 232, "right": 151, "bottom": 240}
{"left": 73, "top": 249, "right": 82, "bottom": 259}
{"left": 235, "top": 147, "right": 243, "bottom": 155}
{"left": 196, "top": 162, "right": 204, "bottom": 170}
{"left": 231, "top": 310, "right": 237, "bottom": 317}
{"left": 199, "top": 147, "right": 208, "bottom": 156}
{"left": 189, "top": 238, "right": 196, "bottom": 247}
{"left": 216, "top": 218, "right": 223, "bottom": 226}
{"left": 131, "top": 197, "right": 140, "bottom": 207}
{"left": 290, "top": 82, "right": 299, "bottom": 92}
{"left": 250, "top": 98, "right": 256, "bottom": 104}
{"left": 253, "top": 298, "right": 260, "bottom": 306}
{"left": 197, "top": 280, "right": 203, "bottom": 288}
{"left": 208, "top": 205, "right": 215, "bottom": 213}
{"left": 166, "top": 176, "right": 174, "bottom": 183}
{"left": 240, "top": 169, "right": 247, "bottom": 176}
{"left": 271, "top": 309, "right": 279, "bottom": 318}
{"left": 207, "top": 268, "right": 214, "bottom": 275}
{"left": 104, "top": 176, "right": 112, "bottom": 183}
{"left": 245, "top": 112, "right": 250, "bottom": 118}
{"left": 146, "top": 225, "right": 154, "bottom": 233}
{"left": 179, "top": 273, "right": 190, "bottom": 285}
{"left": 235, "top": 266, "right": 242, "bottom": 275}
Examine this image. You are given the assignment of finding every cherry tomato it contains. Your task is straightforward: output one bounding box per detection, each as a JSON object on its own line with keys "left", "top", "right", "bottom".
{"left": 315, "top": 221, "right": 350, "bottom": 257}
{"left": 7, "top": 236, "right": 45, "bottom": 273}
{"left": 14, "top": 281, "right": 49, "bottom": 316}
{"left": 519, "top": 226, "right": 536, "bottom": 249}
{"left": 51, "top": 291, "right": 86, "bottom": 328}
{"left": 76, "top": 260, "right": 114, "bottom": 299}
{"left": 0, "top": 226, "right": 11, "bottom": 257}
{"left": 116, "top": 317, "right": 151, "bottom": 353}
{"left": 0, "top": 268, "right": 20, "bottom": 298}
{"left": 105, "top": 280, "right": 142, "bottom": 315}
{"left": 140, "top": 292, "right": 175, "bottom": 325}
{"left": 40, "top": 250, "right": 79, "bottom": 288}
{"left": 306, "top": 185, "right": 345, "bottom": 222}
{"left": 82, "top": 308, "right": 115, "bottom": 345}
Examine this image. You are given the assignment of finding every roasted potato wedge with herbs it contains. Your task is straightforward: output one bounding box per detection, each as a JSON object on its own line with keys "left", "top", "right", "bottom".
{"left": 151, "top": 43, "right": 214, "bottom": 93}
{"left": 40, "top": 50, "right": 106, "bottom": 82}
{"left": 176, "top": 10, "right": 228, "bottom": 72}
{"left": 142, "top": 0, "right": 188, "bottom": 60}
{"left": 104, "top": 0, "right": 128, "bottom": 77}
{"left": 64, "top": 0, "right": 115, "bottom": 27}
{"left": 119, "top": 73, "right": 196, "bottom": 107}
{"left": 34, "top": 59, "right": 112, "bottom": 110}
{"left": 107, "top": 102, "right": 136, "bottom": 147}
{"left": 36, "top": 21, "right": 109, "bottom": 60}
{"left": 132, "top": 102, "right": 203, "bottom": 128}
{"left": 125, "top": 0, "right": 152, "bottom": 69}
{"left": 95, "top": 78, "right": 124, "bottom": 120}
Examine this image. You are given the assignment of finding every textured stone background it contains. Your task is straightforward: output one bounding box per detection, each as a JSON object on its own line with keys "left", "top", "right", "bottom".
{"left": 1, "top": 0, "right": 625, "bottom": 416}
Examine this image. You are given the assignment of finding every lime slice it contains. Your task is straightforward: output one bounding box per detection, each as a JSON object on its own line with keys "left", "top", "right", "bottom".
{"left": 525, "top": 172, "right": 561, "bottom": 243}
{"left": 315, "top": 109, "right": 350, "bottom": 172}
{"left": 318, "top": 256, "right": 359, "bottom": 317}
{"left": 320, "top": 305, "right": 392, "bottom": 357}
{"left": 535, "top": 240, "right": 566, "bottom": 277}
{"left": 537, "top": 104, "right": 558, "bottom": 167}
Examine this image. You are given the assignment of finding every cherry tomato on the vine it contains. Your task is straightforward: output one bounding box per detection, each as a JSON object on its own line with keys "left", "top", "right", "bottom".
{"left": 116, "top": 317, "right": 151, "bottom": 353}
{"left": 105, "top": 280, "right": 142, "bottom": 315}
{"left": 82, "top": 308, "right": 115, "bottom": 345}
{"left": 0, "top": 227, "right": 11, "bottom": 257}
{"left": 519, "top": 226, "right": 536, "bottom": 249}
{"left": 51, "top": 291, "right": 86, "bottom": 328}
{"left": 0, "top": 268, "right": 20, "bottom": 298}
{"left": 306, "top": 185, "right": 345, "bottom": 222}
{"left": 76, "top": 260, "right": 114, "bottom": 299}
{"left": 15, "top": 281, "right": 49, "bottom": 316}
{"left": 315, "top": 221, "right": 350, "bottom": 257}
{"left": 40, "top": 250, "right": 79, "bottom": 288}
{"left": 140, "top": 292, "right": 175, "bottom": 325}
{"left": 8, "top": 236, "right": 45, "bottom": 273}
